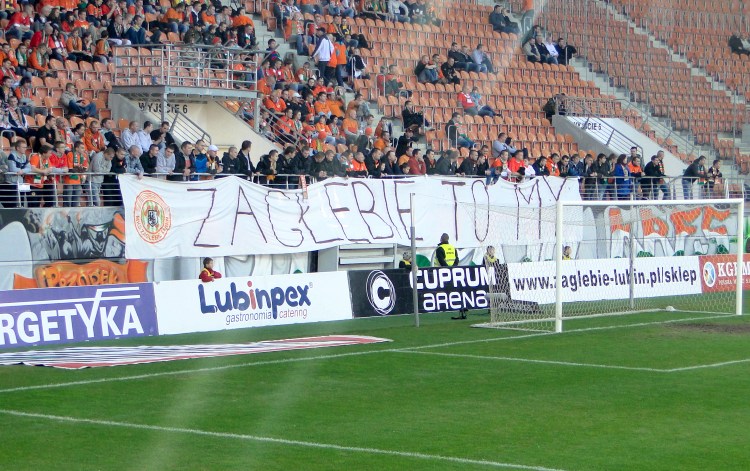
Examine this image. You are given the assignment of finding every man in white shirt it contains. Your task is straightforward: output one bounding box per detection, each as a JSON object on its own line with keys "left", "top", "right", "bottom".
{"left": 544, "top": 36, "right": 559, "bottom": 64}
{"left": 121, "top": 121, "right": 140, "bottom": 151}
{"left": 471, "top": 44, "right": 494, "bottom": 73}
{"left": 136, "top": 121, "right": 154, "bottom": 153}
{"left": 312, "top": 28, "right": 334, "bottom": 82}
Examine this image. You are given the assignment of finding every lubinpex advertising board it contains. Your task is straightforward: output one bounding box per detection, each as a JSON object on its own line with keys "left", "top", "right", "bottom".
{"left": 0, "top": 283, "right": 158, "bottom": 349}
{"left": 154, "top": 272, "right": 353, "bottom": 335}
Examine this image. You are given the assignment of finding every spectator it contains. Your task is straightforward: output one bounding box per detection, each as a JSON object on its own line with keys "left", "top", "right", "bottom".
{"left": 6, "top": 140, "right": 31, "bottom": 206}
{"left": 383, "top": 64, "right": 409, "bottom": 97}
{"left": 151, "top": 121, "right": 175, "bottom": 152}
{"left": 107, "top": 14, "right": 132, "bottom": 46}
{"left": 347, "top": 151, "right": 369, "bottom": 177}
{"left": 408, "top": 148, "right": 426, "bottom": 175}
{"left": 60, "top": 82, "right": 97, "bottom": 118}
{"left": 489, "top": 6, "right": 519, "bottom": 34}
{"left": 581, "top": 154, "right": 596, "bottom": 198}
{"left": 120, "top": 121, "right": 140, "bottom": 151}
{"left": 535, "top": 35, "right": 556, "bottom": 64}
{"left": 643, "top": 151, "right": 670, "bottom": 199}
{"left": 448, "top": 42, "right": 479, "bottom": 72}
{"left": 206, "top": 145, "right": 223, "bottom": 176}
{"left": 492, "top": 132, "right": 519, "bottom": 158}
{"left": 379, "top": 150, "right": 403, "bottom": 177}
{"left": 591, "top": 153, "right": 609, "bottom": 199}
{"left": 476, "top": 153, "right": 489, "bottom": 178}
{"left": 89, "top": 147, "right": 113, "bottom": 206}
{"left": 458, "top": 149, "right": 478, "bottom": 176}
{"left": 402, "top": 100, "right": 428, "bottom": 133}
{"left": 628, "top": 155, "right": 643, "bottom": 198}
{"left": 682, "top": 155, "right": 707, "bottom": 200}
{"left": 16, "top": 77, "right": 47, "bottom": 116}
{"left": 487, "top": 149, "right": 508, "bottom": 184}
{"left": 424, "top": 149, "right": 438, "bottom": 175}
{"left": 387, "top": 0, "right": 410, "bottom": 22}
{"left": 435, "top": 149, "right": 458, "bottom": 175}
{"left": 555, "top": 38, "right": 577, "bottom": 66}
{"left": 415, "top": 54, "right": 440, "bottom": 84}
{"left": 522, "top": 156, "right": 536, "bottom": 180}
{"left": 6, "top": 96, "right": 31, "bottom": 140}
{"left": 471, "top": 87, "right": 496, "bottom": 117}
{"left": 156, "top": 144, "right": 177, "bottom": 177}
{"left": 462, "top": 45, "right": 487, "bottom": 73}
{"left": 63, "top": 141, "right": 88, "bottom": 207}
{"left": 523, "top": 37, "right": 541, "bottom": 63}
{"left": 136, "top": 121, "right": 154, "bottom": 153}
{"left": 544, "top": 36, "right": 560, "bottom": 64}
{"left": 395, "top": 128, "right": 418, "bottom": 156}
{"left": 613, "top": 154, "right": 633, "bottom": 200}
{"left": 729, "top": 34, "right": 750, "bottom": 56}
{"left": 219, "top": 146, "right": 241, "bottom": 176}
{"left": 82, "top": 120, "right": 106, "bottom": 154}
{"left": 445, "top": 113, "right": 474, "bottom": 149}
{"left": 29, "top": 144, "right": 66, "bottom": 207}
{"left": 441, "top": 56, "right": 460, "bottom": 85}
{"left": 342, "top": 109, "right": 360, "bottom": 145}
{"left": 706, "top": 159, "right": 723, "bottom": 198}
{"left": 171, "top": 141, "right": 195, "bottom": 182}
{"left": 568, "top": 153, "right": 584, "bottom": 178}
{"left": 140, "top": 143, "right": 159, "bottom": 175}
{"left": 122, "top": 145, "right": 144, "bottom": 177}
{"left": 199, "top": 258, "right": 222, "bottom": 283}
{"left": 458, "top": 86, "right": 480, "bottom": 116}
{"left": 348, "top": 47, "right": 369, "bottom": 80}
{"left": 471, "top": 44, "right": 494, "bottom": 73}
{"left": 532, "top": 156, "right": 549, "bottom": 177}
{"left": 312, "top": 27, "right": 335, "bottom": 81}
{"left": 35, "top": 115, "right": 57, "bottom": 152}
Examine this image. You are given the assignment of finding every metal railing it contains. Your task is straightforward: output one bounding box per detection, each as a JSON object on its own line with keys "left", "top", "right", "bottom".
{"left": 2, "top": 172, "right": 744, "bottom": 209}
{"left": 554, "top": 96, "right": 643, "bottom": 157}
{"left": 112, "top": 44, "right": 259, "bottom": 90}
{"left": 169, "top": 110, "right": 212, "bottom": 146}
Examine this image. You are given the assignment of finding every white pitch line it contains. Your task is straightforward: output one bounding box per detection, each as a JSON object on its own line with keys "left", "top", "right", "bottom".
{"left": 0, "top": 331, "right": 544, "bottom": 395}
{"left": 398, "top": 350, "right": 668, "bottom": 373}
{"left": 666, "top": 358, "right": 750, "bottom": 372}
{"left": 0, "top": 409, "right": 566, "bottom": 471}
{"left": 0, "top": 313, "right": 742, "bottom": 394}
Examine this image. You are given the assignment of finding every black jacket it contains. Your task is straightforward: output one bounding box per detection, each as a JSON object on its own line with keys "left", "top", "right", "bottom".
{"left": 435, "top": 155, "right": 457, "bottom": 175}
{"left": 140, "top": 152, "right": 157, "bottom": 174}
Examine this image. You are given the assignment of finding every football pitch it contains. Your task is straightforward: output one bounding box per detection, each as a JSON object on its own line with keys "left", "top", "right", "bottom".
{"left": 2, "top": 302, "right": 750, "bottom": 470}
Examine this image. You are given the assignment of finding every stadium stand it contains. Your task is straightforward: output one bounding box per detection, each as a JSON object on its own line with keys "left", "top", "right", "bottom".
{"left": 0, "top": 0, "right": 746, "bottom": 208}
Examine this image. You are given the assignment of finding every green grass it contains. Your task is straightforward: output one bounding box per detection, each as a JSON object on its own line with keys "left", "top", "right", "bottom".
{"left": 2, "top": 301, "right": 750, "bottom": 470}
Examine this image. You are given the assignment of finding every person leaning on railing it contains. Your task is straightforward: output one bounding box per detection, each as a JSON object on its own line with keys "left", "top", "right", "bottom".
{"left": 89, "top": 147, "right": 114, "bottom": 207}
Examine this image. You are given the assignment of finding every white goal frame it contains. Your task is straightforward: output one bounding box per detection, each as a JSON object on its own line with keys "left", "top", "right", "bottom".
{"left": 554, "top": 198, "right": 745, "bottom": 333}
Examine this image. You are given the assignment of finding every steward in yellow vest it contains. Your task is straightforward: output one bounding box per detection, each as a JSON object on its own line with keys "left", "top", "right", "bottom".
{"left": 433, "top": 233, "right": 458, "bottom": 267}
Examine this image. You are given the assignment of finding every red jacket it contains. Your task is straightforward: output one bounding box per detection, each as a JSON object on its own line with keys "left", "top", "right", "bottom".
{"left": 199, "top": 268, "right": 222, "bottom": 283}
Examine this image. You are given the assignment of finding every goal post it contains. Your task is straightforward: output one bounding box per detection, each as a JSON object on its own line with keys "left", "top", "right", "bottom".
{"left": 478, "top": 198, "right": 745, "bottom": 332}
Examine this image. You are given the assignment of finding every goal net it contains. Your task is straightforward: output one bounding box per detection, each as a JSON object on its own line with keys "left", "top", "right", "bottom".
{"left": 473, "top": 199, "right": 745, "bottom": 332}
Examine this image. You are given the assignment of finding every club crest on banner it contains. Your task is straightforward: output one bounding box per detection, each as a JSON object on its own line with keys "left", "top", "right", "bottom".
{"left": 133, "top": 190, "right": 172, "bottom": 244}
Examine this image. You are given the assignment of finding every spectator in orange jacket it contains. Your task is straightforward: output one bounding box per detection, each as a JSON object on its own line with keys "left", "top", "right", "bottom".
{"left": 83, "top": 120, "right": 106, "bottom": 153}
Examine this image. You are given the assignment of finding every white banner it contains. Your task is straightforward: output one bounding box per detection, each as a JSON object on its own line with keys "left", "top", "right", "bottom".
{"left": 154, "top": 272, "right": 352, "bottom": 335}
{"left": 507, "top": 256, "right": 702, "bottom": 304}
{"left": 120, "top": 175, "right": 581, "bottom": 259}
